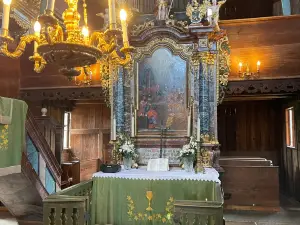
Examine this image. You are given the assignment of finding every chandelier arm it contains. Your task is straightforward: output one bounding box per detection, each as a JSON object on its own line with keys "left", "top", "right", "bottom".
{"left": 0, "top": 35, "right": 40, "bottom": 59}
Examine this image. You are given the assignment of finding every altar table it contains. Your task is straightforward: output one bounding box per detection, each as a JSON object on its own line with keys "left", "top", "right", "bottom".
{"left": 91, "top": 168, "right": 220, "bottom": 225}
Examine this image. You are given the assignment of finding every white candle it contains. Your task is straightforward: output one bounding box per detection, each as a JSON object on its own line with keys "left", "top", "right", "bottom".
{"left": 131, "top": 113, "right": 135, "bottom": 137}
{"left": 108, "top": 0, "right": 116, "bottom": 30}
{"left": 113, "top": 117, "right": 116, "bottom": 140}
{"left": 187, "top": 113, "right": 191, "bottom": 137}
{"left": 2, "top": 0, "right": 12, "bottom": 31}
{"left": 46, "top": 0, "right": 55, "bottom": 13}
{"left": 121, "top": 19, "right": 129, "bottom": 47}
{"left": 120, "top": 9, "right": 129, "bottom": 47}
{"left": 197, "top": 116, "right": 201, "bottom": 141}
{"left": 33, "top": 21, "right": 41, "bottom": 54}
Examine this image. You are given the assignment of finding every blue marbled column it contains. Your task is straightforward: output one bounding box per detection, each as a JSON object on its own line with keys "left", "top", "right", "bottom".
{"left": 199, "top": 63, "right": 210, "bottom": 135}
{"left": 123, "top": 68, "right": 132, "bottom": 133}
{"left": 115, "top": 67, "right": 125, "bottom": 133}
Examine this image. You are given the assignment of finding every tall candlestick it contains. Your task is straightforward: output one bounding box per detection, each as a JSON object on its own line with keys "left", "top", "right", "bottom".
{"left": 2, "top": 0, "right": 12, "bottom": 33}
{"left": 108, "top": 0, "right": 117, "bottom": 30}
{"left": 197, "top": 116, "right": 201, "bottom": 142}
{"left": 120, "top": 9, "right": 129, "bottom": 48}
{"left": 46, "top": 0, "right": 55, "bottom": 13}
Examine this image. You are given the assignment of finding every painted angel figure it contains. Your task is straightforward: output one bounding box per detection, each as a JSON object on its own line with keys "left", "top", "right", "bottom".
{"left": 156, "top": 0, "right": 170, "bottom": 20}
{"left": 186, "top": 0, "right": 201, "bottom": 24}
{"left": 96, "top": 8, "right": 109, "bottom": 30}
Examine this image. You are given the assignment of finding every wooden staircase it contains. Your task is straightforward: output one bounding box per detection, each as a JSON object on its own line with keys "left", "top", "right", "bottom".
{"left": 0, "top": 110, "right": 62, "bottom": 224}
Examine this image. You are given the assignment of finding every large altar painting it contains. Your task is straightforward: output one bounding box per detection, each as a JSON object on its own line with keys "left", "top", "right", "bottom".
{"left": 137, "top": 48, "right": 188, "bottom": 132}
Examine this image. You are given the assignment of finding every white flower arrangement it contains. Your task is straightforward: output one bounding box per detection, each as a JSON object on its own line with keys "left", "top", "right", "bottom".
{"left": 179, "top": 136, "right": 197, "bottom": 159}
{"left": 118, "top": 140, "right": 136, "bottom": 159}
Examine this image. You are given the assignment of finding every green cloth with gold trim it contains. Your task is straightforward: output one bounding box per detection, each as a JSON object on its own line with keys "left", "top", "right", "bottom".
{"left": 91, "top": 177, "right": 217, "bottom": 225}
{"left": 0, "top": 97, "right": 28, "bottom": 168}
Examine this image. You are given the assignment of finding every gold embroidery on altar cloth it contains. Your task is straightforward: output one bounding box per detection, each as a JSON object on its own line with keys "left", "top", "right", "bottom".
{"left": 0, "top": 125, "right": 9, "bottom": 150}
{"left": 127, "top": 191, "right": 174, "bottom": 223}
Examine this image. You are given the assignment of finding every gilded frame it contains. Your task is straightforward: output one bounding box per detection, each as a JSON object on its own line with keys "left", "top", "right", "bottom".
{"left": 132, "top": 37, "right": 193, "bottom": 137}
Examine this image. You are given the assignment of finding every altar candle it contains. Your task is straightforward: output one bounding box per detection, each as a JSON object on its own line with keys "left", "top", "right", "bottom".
{"left": 187, "top": 113, "right": 191, "bottom": 137}
{"left": 120, "top": 9, "right": 129, "bottom": 48}
{"left": 131, "top": 108, "right": 135, "bottom": 137}
{"left": 2, "top": 0, "right": 12, "bottom": 32}
{"left": 108, "top": 0, "right": 117, "bottom": 30}
{"left": 197, "top": 116, "right": 201, "bottom": 141}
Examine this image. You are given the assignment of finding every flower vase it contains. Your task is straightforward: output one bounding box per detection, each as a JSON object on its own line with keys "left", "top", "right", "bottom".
{"left": 183, "top": 156, "right": 194, "bottom": 172}
{"left": 123, "top": 157, "right": 132, "bottom": 170}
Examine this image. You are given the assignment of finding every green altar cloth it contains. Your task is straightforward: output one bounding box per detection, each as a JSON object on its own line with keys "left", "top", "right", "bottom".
{"left": 91, "top": 172, "right": 218, "bottom": 225}
{"left": 0, "top": 97, "right": 28, "bottom": 169}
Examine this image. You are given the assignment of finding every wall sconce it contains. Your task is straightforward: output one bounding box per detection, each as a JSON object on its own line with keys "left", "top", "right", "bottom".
{"left": 238, "top": 61, "right": 261, "bottom": 79}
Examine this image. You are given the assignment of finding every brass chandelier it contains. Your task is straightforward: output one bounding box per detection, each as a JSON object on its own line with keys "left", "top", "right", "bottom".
{"left": 0, "top": 0, "right": 134, "bottom": 77}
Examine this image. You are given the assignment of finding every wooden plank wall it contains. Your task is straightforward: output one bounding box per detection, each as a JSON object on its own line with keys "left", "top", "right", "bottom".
{"left": 218, "top": 100, "right": 283, "bottom": 165}
{"left": 0, "top": 54, "right": 21, "bottom": 98}
{"left": 282, "top": 101, "right": 300, "bottom": 201}
{"left": 70, "top": 101, "right": 111, "bottom": 180}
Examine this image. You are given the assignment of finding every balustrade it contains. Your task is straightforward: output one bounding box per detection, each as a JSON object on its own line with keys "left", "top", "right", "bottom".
{"left": 44, "top": 180, "right": 93, "bottom": 225}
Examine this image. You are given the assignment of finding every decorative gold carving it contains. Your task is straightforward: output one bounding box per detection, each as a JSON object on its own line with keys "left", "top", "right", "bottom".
{"left": 186, "top": 0, "right": 211, "bottom": 24}
{"left": 165, "top": 17, "right": 189, "bottom": 33}
{"left": 0, "top": 125, "right": 9, "bottom": 150}
{"left": 127, "top": 192, "right": 174, "bottom": 223}
{"left": 130, "top": 21, "right": 155, "bottom": 36}
{"left": 134, "top": 37, "right": 193, "bottom": 62}
{"left": 217, "top": 34, "right": 231, "bottom": 104}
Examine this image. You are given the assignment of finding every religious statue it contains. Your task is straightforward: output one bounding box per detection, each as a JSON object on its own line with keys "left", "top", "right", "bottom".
{"left": 156, "top": 0, "right": 170, "bottom": 21}
{"left": 210, "top": 0, "right": 226, "bottom": 31}
{"left": 96, "top": 8, "right": 109, "bottom": 30}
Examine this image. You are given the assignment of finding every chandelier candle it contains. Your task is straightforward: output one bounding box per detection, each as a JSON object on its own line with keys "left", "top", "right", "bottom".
{"left": 120, "top": 9, "right": 129, "bottom": 48}
{"left": 1, "top": 0, "right": 12, "bottom": 35}
{"left": 33, "top": 21, "right": 41, "bottom": 55}
{"left": 46, "top": 0, "right": 55, "bottom": 14}
{"left": 108, "top": 0, "right": 117, "bottom": 30}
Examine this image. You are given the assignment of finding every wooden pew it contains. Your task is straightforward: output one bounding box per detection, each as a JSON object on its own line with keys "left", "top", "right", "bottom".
{"left": 220, "top": 158, "right": 280, "bottom": 212}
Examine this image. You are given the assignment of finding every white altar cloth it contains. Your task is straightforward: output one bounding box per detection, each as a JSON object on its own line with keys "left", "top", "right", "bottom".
{"left": 93, "top": 167, "right": 220, "bottom": 183}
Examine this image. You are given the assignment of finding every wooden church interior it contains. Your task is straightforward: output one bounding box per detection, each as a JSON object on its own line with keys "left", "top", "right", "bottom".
{"left": 0, "top": 0, "right": 300, "bottom": 224}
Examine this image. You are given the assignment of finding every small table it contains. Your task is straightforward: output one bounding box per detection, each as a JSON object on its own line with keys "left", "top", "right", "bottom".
{"left": 91, "top": 168, "right": 220, "bottom": 225}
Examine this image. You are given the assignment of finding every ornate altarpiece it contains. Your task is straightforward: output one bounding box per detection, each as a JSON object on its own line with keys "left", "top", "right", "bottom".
{"left": 111, "top": 14, "right": 231, "bottom": 167}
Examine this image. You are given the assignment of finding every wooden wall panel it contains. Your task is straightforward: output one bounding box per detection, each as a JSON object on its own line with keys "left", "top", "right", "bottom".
{"left": 218, "top": 100, "right": 283, "bottom": 165}
{"left": 70, "top": 102, "right": 111, "bottom": 162}
{"left": 0, "top": 55, "right": 21, "bottom": 98}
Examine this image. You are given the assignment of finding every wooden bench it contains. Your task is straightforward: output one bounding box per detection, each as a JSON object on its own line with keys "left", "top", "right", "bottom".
{"left": 220, "top": 158, "right": 280, "bottom": 212}
{"left": 174, "top": 184, "right": 224, "bottom": 225}
{"left": 220, "top": 159, "right": 273, "bottom": 166}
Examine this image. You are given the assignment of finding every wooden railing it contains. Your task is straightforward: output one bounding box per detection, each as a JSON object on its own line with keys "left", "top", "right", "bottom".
{"left": 173, "top": 184, "right": 224, "bottom": 225}
{"left": 25, "top": 110, "right": 62, "bottom": 186}
{"left": 43, "top": 180, "right": 93, "bottom": 225}
{"left": 21, "top": 152, "right": 48, "bottom": 199}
